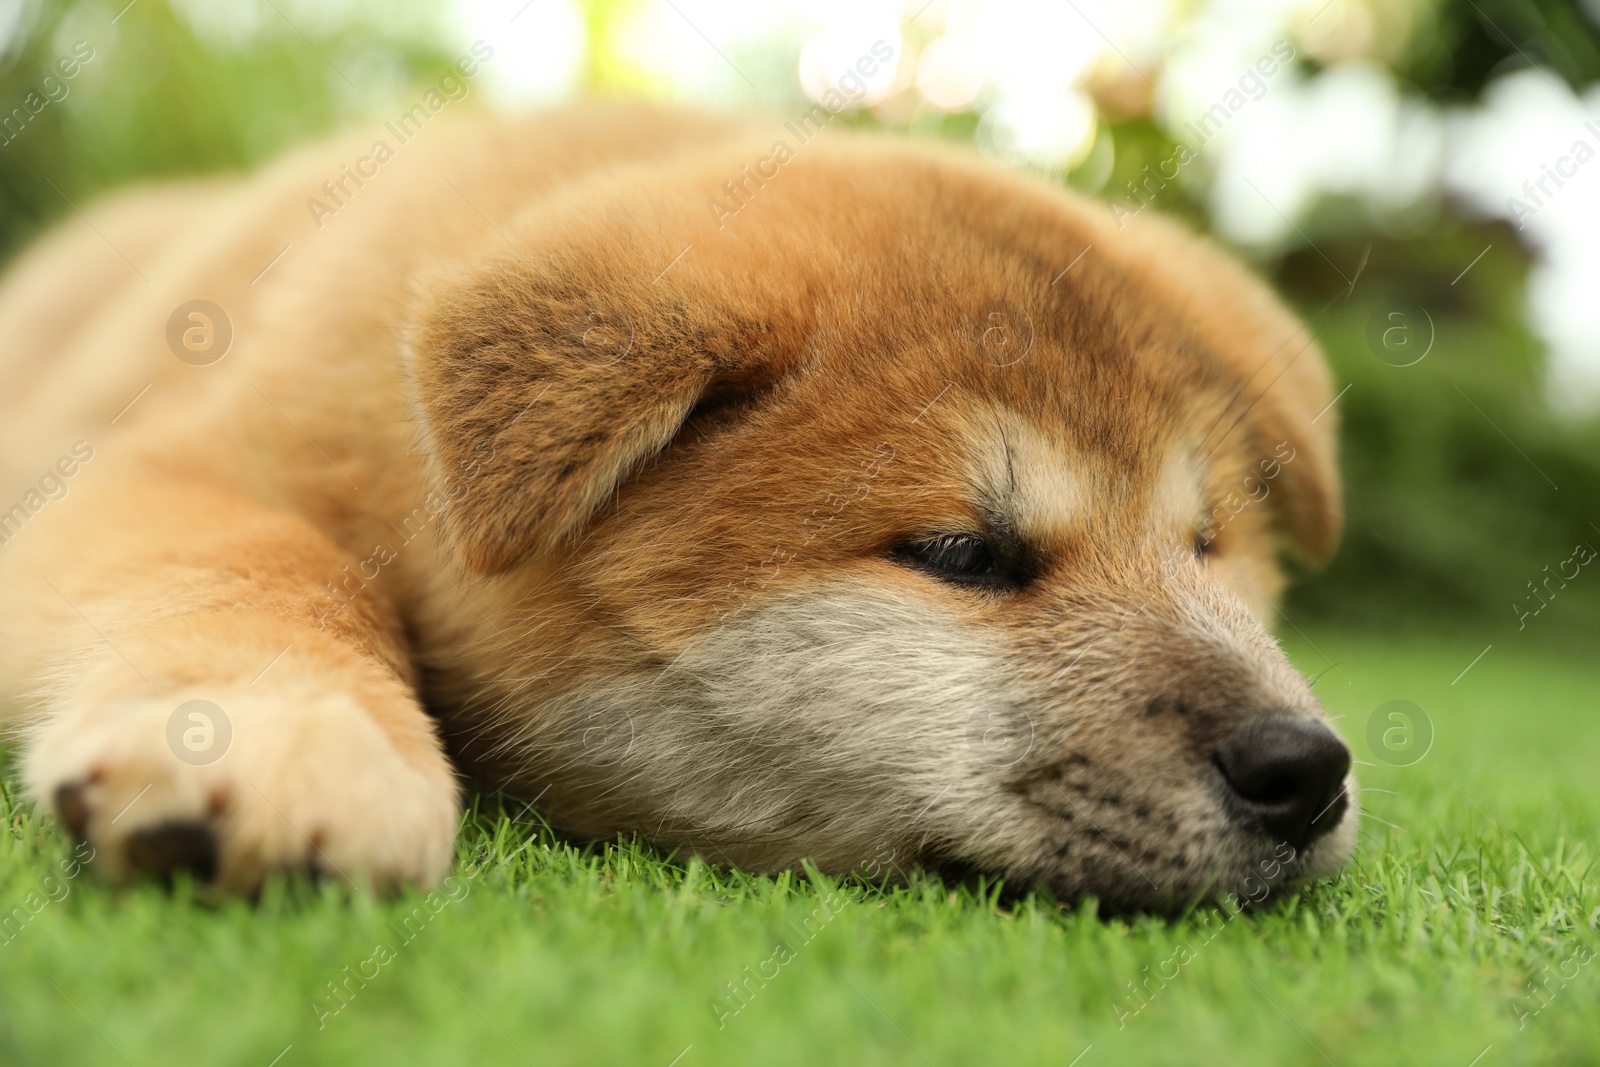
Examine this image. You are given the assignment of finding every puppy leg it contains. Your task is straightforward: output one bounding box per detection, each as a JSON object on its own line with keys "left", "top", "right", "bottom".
{"left": 0, "top": 478, "right": 458, "bottom": 892}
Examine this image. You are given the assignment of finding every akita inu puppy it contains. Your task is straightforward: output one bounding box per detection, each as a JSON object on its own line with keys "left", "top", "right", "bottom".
{"left": 0, "top": 105, "right": 1353, "bottom": 910}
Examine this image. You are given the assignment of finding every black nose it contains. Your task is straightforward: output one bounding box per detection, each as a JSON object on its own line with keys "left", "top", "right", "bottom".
{"left": 1215, "top": 719, "right": 1351, "bottom": 851}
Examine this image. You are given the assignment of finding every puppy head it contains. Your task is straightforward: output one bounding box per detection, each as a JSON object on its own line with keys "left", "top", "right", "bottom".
{"left": 410, "top": 133, "right": 1353, "bottom": 913}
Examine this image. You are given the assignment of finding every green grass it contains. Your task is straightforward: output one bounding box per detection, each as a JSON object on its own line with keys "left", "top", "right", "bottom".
{"left": 1, "top": 632, "right": 1595, "bottom": 1067}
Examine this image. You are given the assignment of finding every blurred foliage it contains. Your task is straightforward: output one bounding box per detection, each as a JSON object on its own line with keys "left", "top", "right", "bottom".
{"left": 0, "top": 0, "right": 455, "bottom": 260}
{"left": 1280, "top": 223, "right": 1600, "bottom": 647}
{"left": 2, "top": 0, "right": 1599, "bottom": 642}
{"left": 1396, "top": 0, "right": 1600, "bottom": 97}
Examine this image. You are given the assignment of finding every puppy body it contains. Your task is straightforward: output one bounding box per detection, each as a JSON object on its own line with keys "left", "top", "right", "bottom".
{"left": 0, "top": 105, "right": 1354, "bottom": 907}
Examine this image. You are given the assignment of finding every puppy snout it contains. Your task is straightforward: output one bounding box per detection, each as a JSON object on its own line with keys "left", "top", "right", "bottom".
{"left": 1215, "top": 719, "right": 1350, "bottom": 851}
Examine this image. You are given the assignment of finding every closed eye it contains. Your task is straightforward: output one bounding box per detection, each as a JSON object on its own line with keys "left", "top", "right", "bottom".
{"left": 892, "top": 533, "right": 1029, "bottom": 590}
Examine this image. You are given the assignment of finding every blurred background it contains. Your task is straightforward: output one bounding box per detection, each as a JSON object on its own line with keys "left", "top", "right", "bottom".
{"left": 2, "top": 0, "right": 1598, "bottom": 645}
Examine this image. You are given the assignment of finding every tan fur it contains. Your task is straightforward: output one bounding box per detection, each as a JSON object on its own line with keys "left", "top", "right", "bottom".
{"left": 0, "top": 104, "right": 1353, "bottom": 908}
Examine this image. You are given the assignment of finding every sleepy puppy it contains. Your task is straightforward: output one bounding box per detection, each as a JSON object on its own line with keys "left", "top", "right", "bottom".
{"left": 0, "top": 105, "right": 1354, "bottom": 911}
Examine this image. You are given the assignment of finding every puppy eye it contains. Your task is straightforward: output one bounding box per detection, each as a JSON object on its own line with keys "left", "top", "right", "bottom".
{"left": 1194, "top": 533, "right": 1219, "bottom": 560}
{"left": 894, "top": 534, "right": 1018, "bottom": 589}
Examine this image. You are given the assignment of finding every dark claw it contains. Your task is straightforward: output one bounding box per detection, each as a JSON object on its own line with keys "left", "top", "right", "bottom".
{"left": 53, "top": 782, "right": 92, "bottom": 843}
{"left": 124, "top": 821, "right": 220, "bottom": 885}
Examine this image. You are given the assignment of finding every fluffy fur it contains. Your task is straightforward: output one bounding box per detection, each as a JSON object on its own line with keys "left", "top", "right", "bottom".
{"left": 0, "top": 104, "right": 1353, "bottom": 909}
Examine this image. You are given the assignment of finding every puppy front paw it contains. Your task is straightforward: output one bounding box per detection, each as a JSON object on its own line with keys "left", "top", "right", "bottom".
{"left": 26, "top": 682, "right": 460, "bottom": 893}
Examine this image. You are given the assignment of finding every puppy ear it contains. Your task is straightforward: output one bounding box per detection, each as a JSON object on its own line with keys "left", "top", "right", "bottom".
{"left": 1255, "top": 362, "right": 1341, "bottom": 565}
{"left": 1116, "top": 211, "right": 1343, "bottom": 564}
{"left": 1190, "top": 327, "right": 1342, "bottom": 565}
{"left": 410, "top": 248, "right": 792, "bottom": 575}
